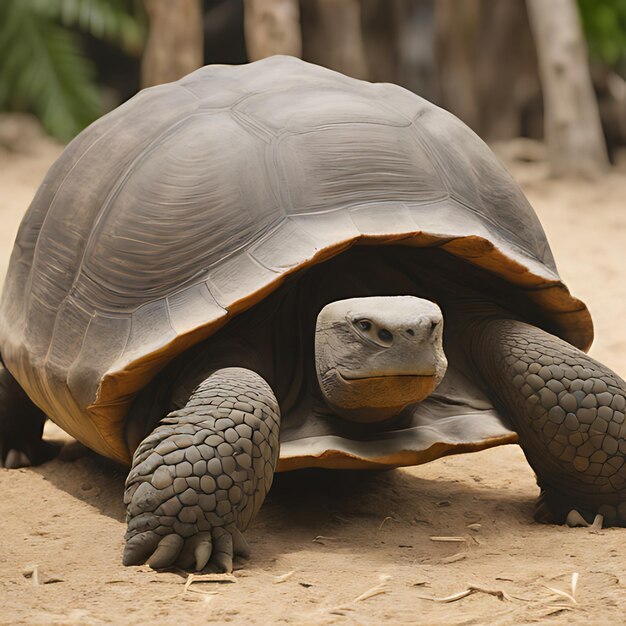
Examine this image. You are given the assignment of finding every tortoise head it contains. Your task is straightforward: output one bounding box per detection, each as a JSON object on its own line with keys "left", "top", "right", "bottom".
{"left": 315, "top": 296, "right": 447, "bottom": 423}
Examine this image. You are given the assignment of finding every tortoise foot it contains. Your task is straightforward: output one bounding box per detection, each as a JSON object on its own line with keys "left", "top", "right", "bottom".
{"left": 124, "top": 523, "right": 250, "bottom": 572}
{"left": 534, "top": 487, "right": 626, "bottom": 528}
{"left": 123, "top": 367, "right": 280, "bottom": 572}
{"left": 1, "top": 440, "right": 59, "bottom": 469}
{"left": 564, "top": 509, "right": 607, "bottom": 529}
{"left": 0, "top": 363, "right": 58, "bottom": 468}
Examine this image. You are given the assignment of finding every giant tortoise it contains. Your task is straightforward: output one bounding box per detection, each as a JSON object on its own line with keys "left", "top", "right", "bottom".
{"left": 1, "top": 56, "right": 624, "bottom": 572}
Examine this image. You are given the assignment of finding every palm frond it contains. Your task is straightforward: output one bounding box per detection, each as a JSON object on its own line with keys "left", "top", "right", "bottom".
{"left": 0, "top": 0, "right": 102, "bottom": 140}
{"left": 31, "top": 0, "right": 146, "bottom": 54}
{"left": 0, "top": 0, "right": 146, "bottom": 141}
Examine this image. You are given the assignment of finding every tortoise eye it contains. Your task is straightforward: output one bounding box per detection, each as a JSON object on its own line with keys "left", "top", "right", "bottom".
{"left": 356, "top": 319, "right": 372, "bottom": 332}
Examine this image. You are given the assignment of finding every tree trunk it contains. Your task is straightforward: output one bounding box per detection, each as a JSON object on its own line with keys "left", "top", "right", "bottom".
{"left": 300, "top": 0, "right": 368, "bottom": 79}
{"left": 435, "top": 0, "right": 481, "bottom": 132}
{"left": 361, "top": 0, "right": 397, "bottom": 84}
{"left": 394, "top": 0, "right": 438, "bottom": 101}
{"left": 204, "top": 0, "right": 248, "bottom": 65}
{"left": 244, "top": 0, "right": 302, "bottom": 60}
{"left": 592, "top": 66, "right": 626, "bottom": 161}
{"left": 475, "top": 0, "right": 541, "bottom": 141}
{"left": 141, "top": 0, "right": 204, "bottom": 88}
{"left": 362, "top": 0, "right": 437, "bottom": 99}
{"left": 526, "top": 0, "right": 609, "bottom": 177}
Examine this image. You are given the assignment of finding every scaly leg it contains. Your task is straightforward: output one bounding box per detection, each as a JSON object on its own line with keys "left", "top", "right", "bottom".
{"left": 471, "top": 320, "right": 626, "bottom": 526}
{"left": 123, "top": 367, "right": 281, "bottom": 571}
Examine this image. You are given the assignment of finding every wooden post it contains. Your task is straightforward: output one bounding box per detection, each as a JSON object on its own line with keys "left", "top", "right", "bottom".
{"left": 474, "top": 0, "right": 541, "bottom": 141}
{"left": 244, "top": 0, "right": 302, "bottom": 60}
{"left": 361, "top": 0, "right": 397, "bottom": 84}
{"left": 362, "top": 0, "right": 437, "bottom": 100}
{"left": 141, "top": 0, "right": 204, "bottom": 88}
{"left": 394, "top": 0, "right": 438, "bottom": 101}
{"left": 526, "top": 0, "right": 609, "bottom": 177}
{"left": 301, "top": 0, "right": 368, "bottom": 79}
{"left": 435, "top": 0, "right": 481, "bottom": 131}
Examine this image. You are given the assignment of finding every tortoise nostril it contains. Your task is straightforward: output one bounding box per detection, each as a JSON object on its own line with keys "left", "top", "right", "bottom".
{"left": 430, "top": 320, "right": 439, "bottom": 333}
{"left": 406, "top": 328, "right": 415, "bottom": 336}
{"left": 378, "top": 328, "right": 393, "bottom": 342}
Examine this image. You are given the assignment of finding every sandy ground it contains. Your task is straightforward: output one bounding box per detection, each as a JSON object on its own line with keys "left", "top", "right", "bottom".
{"left": 0, "top": 117, "right": 625, "bottom": 625}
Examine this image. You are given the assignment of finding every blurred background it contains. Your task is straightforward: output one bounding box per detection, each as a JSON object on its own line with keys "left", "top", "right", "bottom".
{"left": 0, "top": 0, "right": 625, "bottom": 178}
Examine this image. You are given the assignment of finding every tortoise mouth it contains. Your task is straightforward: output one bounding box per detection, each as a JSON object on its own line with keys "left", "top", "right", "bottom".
{"left": 328, "top": 371, "right": 439, "bottom": 423}
{"left": 338, "top": 371, "right": 437, "bottom": 382}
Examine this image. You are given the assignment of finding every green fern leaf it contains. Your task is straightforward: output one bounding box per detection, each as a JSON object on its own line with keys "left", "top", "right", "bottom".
{"left": 31, "top": 0, "right": 146, "bottom": 54}
{"left": 0, "top": 0, "right": 102, "bottom": 140}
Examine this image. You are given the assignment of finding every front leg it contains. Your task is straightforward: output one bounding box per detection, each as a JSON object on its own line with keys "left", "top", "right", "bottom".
{"left": 471, "top": 320, "right": 625, "bottom": 526}
{"left": 123, "top": 367, "right": 280, "bottom": 571}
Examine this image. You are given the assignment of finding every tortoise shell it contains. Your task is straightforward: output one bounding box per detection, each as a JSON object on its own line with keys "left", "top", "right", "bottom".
{"left": 0, "top": 56, "right": 592, "bottom": 465}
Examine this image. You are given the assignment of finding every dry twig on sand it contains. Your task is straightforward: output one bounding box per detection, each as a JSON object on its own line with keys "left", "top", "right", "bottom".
{"left": 312, "top": 535, "right": 336, "bottom": 544}
{"left": 418, "top": 585, "right": 516, "bottom": 603}
{"left": 273, "top": 571, "right": 296, "bottom": 584}
{"left": 419, "top": 572, "right": 582, "bottom": 609}
{"left": 329, "top": 574, "right": 392, "bottom": 613}
{"left": 544, "top": 572, "right": 579, "bottom": 606}
{"left": 182, "top": 572, "right": 237, "bottom": 598}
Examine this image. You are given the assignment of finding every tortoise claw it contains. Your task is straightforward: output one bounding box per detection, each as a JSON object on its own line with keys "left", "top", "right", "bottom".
{"left": 232, "top": 527, "right": 250, "bottom": 559}
{"left": 147, "top": 534, "right": 184, "bottom": 569}
{"left": 3, "top": 449, "right": 31, "bottom": 469}
{"left": 122, "top": 530, "right": 161, "bottom": 566}
{"left": 194, "top": 533, "right": 213, "bottom": 571}
{"left": 565, "top": 509, "right": 590, "bottom": 527}
{"left": 208, "top": 529, "right": 234, "bottom": 573}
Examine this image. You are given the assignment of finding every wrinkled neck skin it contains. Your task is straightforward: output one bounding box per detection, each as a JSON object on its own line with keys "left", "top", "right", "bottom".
{"left": 442, "top": 297, "right": 518, "bottom": 352}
